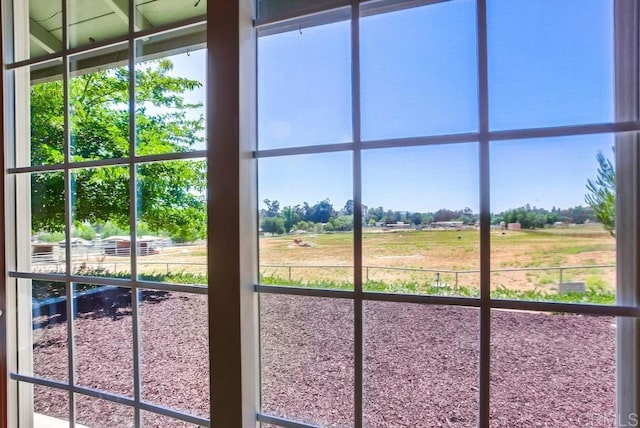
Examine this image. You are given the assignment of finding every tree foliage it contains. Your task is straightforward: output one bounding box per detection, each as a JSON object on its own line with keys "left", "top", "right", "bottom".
{"left": 30, "top": 60, "right": 206, "bottom": 241}
{"left": 585, "top": 150, "right": 616, "bottom": 236}
{"left": 261, "top": 216, "right": 285, "bottom": 235}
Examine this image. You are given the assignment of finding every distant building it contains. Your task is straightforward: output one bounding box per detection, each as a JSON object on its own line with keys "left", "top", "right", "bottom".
{"left": 383, "top": 222, "right": 413, "bottom": 230}
{"left": 431, "top": 221, "right": 464, "bottom": 229}
{"left": 32, "top": 243, "right": 55, "bottom": 261}
{"left": 507, "top": 222, "right": 521, "bottom": 231}
{"left": 101, "top": 236, "right": 162, "bottom": 256}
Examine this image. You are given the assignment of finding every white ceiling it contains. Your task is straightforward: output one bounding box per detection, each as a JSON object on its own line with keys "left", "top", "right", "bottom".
{"left": 27, "top": 0, "right": 206, "bottom": 58}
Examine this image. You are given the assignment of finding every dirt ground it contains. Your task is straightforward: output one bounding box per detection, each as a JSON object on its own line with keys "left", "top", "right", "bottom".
{"left": 28, "top": 292, "right": 615, "bottom": 427}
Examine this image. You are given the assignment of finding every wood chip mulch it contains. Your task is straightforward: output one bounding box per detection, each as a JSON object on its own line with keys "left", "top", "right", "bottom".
{"left": 30, "top": 292, "right": 615, "bottom": 427}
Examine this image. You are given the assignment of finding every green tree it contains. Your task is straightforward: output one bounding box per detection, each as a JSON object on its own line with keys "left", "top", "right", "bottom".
{"left": 261, "top": 217, "right": 285, "bottom": 235}
{"left": 282, "top": 205, "right": 303, "bottom": 233}
{"left": 30, "top": 60, "right": 206, "bottom": 241}
{"left": 342, "top": 199, "right": 354, "bottom": 216}
{"left": 308, "top": 199, "right": 334, "bottom": 224}
{"left": 262, "top": 199, "right": 280, "bottom": 218}
{"left": 585, "top": 150, "right": 616, "bottom": 236}
{"left": 410, "top": 212, "right": 423, "bottom": 226}
{"left": 327, "top": 215, "right": 353, "bottom": 231}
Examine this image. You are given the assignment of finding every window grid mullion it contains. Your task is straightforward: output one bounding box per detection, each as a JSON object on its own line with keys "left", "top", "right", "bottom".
{"left": 476, "top": 0, "right": 491, "bottom": 426}
{"left": 128, "top": 0, "right": 142, "bottom": 423}
{"left": 351, "top": 1, "right": 363, "bottom": 427}
{"left": 60, "top": 0, "right": 76, "bottom": 423}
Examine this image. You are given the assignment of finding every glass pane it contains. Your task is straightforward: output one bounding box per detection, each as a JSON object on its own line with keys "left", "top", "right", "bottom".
{"left": 20, "top": 280, "right": 69, "bottom": 382}
{"left": 142, "top": 411, "right": 203, "bottom": 428}
{"left": 364, "top": 302, "right": 479, "bottom": 426}
{"left": 30, "top": 171, "right": 66, "bottom": 274}
{"left": 29, "top": 61, "right": 65, "bottom": 168}
{"left": 136, "top": 0, "right": 206, "bottom": 27}
{"left": 137, "top": 160, "right": 207, "bottom": 285}
{"left": 14, "top": 0, "right": 63, "bottom": 62}
{"left": 258, "top": 18, "right": 352, "bottom": 150}
{"left": 75, "top": 394, "right": 134, "bottom": 427}
{"left": 73, "top": 284, "right": 133, "bottom": 397}
{"left": 256, "top": 0, "right": 344, "bottom": 22}
{"left": 490, "top": 310, "right": 615, "bottom": 426}
{"left": 488, "top": 0, "right": 614, "bottom": 130}
{"left": 362, "top": 144, "right": 480, "bottom": 296}
{"left": 490, "top": 135, "right": 616, "bottom": 304}
{"left": 258, "top": 152, "right": 353, "bottom": 289}
{"left": 68, "top": 0, "right": 128, "bottom": 49}
{"left": 136, "top": 27, "right": 206, "bottom": 156}
{"left": 32, "top": 384, "right": 70, "bottom": 426}
{"left": 360, "top": 0, "right": 478, "bottom": 140}
{"left": 71, "top": 165, "right": 131, "bottom": 279}
{"left": 140, "top": 290, "right": 209, "bottom": 418}
{"left": 260, "top": 294, "right": 354, "bottom": 427}
{"left": 70, "top": 45, "right": 130, "bottom": 162}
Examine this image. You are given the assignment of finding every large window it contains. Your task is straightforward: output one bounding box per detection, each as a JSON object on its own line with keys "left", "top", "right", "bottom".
{"left": 5, "top": 1, "right": 209, "bottom": 426}
{"left": 2, "top": 0, "right": 639, "bottom": 427}
{"left": 256, "top": 0, "right": 640, "bottom": 427}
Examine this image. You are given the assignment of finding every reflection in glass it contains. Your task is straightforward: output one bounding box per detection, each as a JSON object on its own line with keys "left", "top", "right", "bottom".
{"left": 364, "top": 302, "right": 479, "bottom": 426}
{"left": 258, "top": 152, "right": 353, "bottom": 289}
{"left": 135, "top": 0, "right": 206, "bottom": 27}
{"left": 73, "top": 285, "right": 133, "bottom": 396}
{"left": 68, "top": 0, "right": 128, "bottom": 49}
{"left": 136, "top": 160, "right": 207, "bottom": 285}
{"left": 30, "top": 171, "right": 66, "bottom": 274}
{"left": 76, "top": 394, "right": 134, "bottom": 428}
{"left": 16, "top": 0, "right": 63, "bottom": 61}
{"left": 490, "top": 310, "right": 615, "bottom": 426}
{"left": 258, "top": 19, "right": 351, "bottom": 150}
{"left": 71, "top": 165, "right": 131, "bottom": 278}
{"left": 140, "top": 290, "right": 209, "bottom": 418}
{"left": 362, "top": 144, "right": 480, "bottom": 296}
{"left": 70, "top": 45, "right": 130, "bottom": 162}
{"left": 20, "top": 281, "right": 68, "bottom": 382}
{"left": 490, "top": 135, "right": 616, "bottom": 303}
{"left": 260, "top": 294, "right": 354, "bottom": 427}
{"left": 488, "top": 0, "right": 614, "bottom": 130}
{"left": 361, "top": 0, "right": 478, "bottom": 140}
{"left": 136, "top": 28, "right": 206, "bottom": 155}
{"left": 256, "top": 0, "right": 338, "bottom": 22}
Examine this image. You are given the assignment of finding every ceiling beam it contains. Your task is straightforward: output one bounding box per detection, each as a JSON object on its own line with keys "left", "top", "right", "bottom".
{"left": 102, "top": 0, "right": 153, "bottom": 31}
{"left": 29, "top": 18, "right": 62, "bottom": 53}
{"left": 31, "top": 28, "right": 206, "bottom": 84}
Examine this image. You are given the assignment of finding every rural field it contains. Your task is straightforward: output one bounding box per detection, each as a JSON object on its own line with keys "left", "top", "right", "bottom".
{"left": 32, "top": 224, "right": 616, "bottom": 302}
{"left": 259, "top": 224, "right": 616, "bottom": 302}
{"left": 27, "top": 223, "right": 619, "bottom": 427}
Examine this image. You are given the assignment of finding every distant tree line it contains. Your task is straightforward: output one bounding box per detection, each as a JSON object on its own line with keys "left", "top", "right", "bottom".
{"left": 259, "top": 199, "right": 599, "bottom": 235}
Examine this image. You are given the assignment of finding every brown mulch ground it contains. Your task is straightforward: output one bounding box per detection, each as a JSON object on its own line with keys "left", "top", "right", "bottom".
{"left": 31, "top": 292, "right": 615, "bottom": 427}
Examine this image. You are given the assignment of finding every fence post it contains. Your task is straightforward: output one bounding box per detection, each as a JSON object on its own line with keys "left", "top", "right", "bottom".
{"left": 366, "top": 266, "right": 369, "bottom": 283}
{"left": 288, "top": 266, "right": 292, "bottom": 283}
{"left": 167, "top": 263, "right": 170, "bottom": 274}
{"left": 455, "top": 272, "right": 459, "bottom": 292}
{"left": 559, "top": 268, "right": 563, "bottom": 284}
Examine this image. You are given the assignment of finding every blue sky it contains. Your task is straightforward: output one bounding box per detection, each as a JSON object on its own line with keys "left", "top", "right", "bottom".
{"left": 257, "top": 0, "right": 615, "bottom": 214}
{"left": 179, "top": 0, "right": 615, "bottom": 214}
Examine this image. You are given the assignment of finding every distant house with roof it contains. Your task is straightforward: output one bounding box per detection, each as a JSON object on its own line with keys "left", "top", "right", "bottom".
{"left": 100, "top": 235, "right": 163, "bottom": 256}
